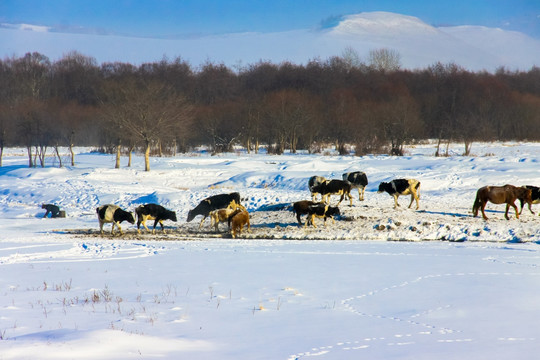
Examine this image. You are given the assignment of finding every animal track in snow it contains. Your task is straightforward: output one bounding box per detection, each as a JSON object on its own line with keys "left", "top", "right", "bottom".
{"left": 289, "top": 270, "right": 539, "bottom": 359}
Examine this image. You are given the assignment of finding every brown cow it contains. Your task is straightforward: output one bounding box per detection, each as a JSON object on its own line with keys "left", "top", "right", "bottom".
{"left": 472, "top": 184, "right": 532, "bottom": 220}
{"left": 230, "top": 209, "right": 250, "bottom": 238}
{"left": 209, "top": 200, "right": 246, "bottom": 232}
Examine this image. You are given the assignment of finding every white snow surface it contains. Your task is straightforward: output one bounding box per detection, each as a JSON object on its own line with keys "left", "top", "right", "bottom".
{"left": 1, "top": 141, "right": 540, "bottom": 359}
{"left": 2, "top": 11, "right": 540, "bottom": 71}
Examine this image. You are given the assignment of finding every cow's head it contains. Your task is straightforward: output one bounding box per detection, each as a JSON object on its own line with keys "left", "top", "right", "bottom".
{"left": 328, "top": 206, "right": 340, "bottom": 217}
{"left": 377, "top": 182, "right": 388, "bottom": 193}
{"left": 126, "top": 212, "right": 136, "bottom": 224}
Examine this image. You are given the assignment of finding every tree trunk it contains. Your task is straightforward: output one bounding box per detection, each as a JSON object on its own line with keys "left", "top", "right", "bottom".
{"left": 0, "top": 145, "right": 3, "bottom": 167}
{"left": 36, "top": 145, "right": 46, "bottom": 167}
{"left": 27, "top": 146, "right": 34, "bottom": 167}
{"left": 464, "top": 141, "right": 472, "bottom": 156}
{"left": 69, "top": 143, "right": 75, "bottom": 166}
{"left": 246, "top": 137, "right": 251, "bottom": 154}
{"left": 69, "top": 131, "right": 75, "bottom": 166}
{"left": 54, "top": 145, "right": 63, "bottom": 168}
{"left": 144, "top": 141, "right": 151, "bottom": 171}
{"left": 127, "top": 145, "right": 134, "bottom": 167}
{"left": 115, "top": 146, "right": 121, "bottom": 169}
{"left": 435, "top": 137, "right": 442, "bottom": 157}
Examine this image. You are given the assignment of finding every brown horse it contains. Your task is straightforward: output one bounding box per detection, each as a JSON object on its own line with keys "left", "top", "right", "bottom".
{"left": 472, "top": 184, "right": 532, "bottom": 220}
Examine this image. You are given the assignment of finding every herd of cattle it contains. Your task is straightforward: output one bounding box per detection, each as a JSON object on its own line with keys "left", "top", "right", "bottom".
{"left": 92, "top": 170, "right": 540, "bottom": 237}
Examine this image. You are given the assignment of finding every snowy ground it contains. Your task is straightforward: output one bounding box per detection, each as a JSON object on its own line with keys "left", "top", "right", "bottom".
{"left": 1, "top": 142, "right": 539, "bottom": 359}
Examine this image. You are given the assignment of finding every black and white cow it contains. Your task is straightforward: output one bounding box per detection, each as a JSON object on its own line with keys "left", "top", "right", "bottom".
{"left": 343, "top": 171, "right": 368, "bottom": 201}
{"left": 304, "top": 203, "right": 340, "bottom": 228}
{"left": 187, "top": 192, "right": 241, "bottom": 229}
{"left": 96, "top": 204, "right": 135, "bottom": 235}
{"left": 308, "top": 176, "right": 326, "bottom": 201}
{"left": 292, "top": 200, "right": 318, "bottom": 225}
{"left": 377, "top": 178, "right": 421, "bottom": 210}
{"left": 135, "top": 203, "right": 177, "bottom": 234}
{"left": 312, "top": 179, "right": 353, "bottom": 206}
{"left": 519, "top": 185, "right": 540, "bottom": 215}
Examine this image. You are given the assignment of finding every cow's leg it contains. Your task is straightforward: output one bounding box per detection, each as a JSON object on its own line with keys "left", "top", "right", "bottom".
{"left": 296, "top": 212, "right": 303, "bottom": 225}
{"left": 151, "top": 219, "right": 159, "bottom": 234}
{"left": 336, "top": 193, "right": 344, "bottom": 206}
{"left": 311, "top": 215, "right": 318, "bottom": 228}
{"left": 393, "top": 195, "right": 400, "bottom": 208}
{"left": 159, "top": 220, "right": 166, "bottom": 233}
{"left": 305, "top": 214, "right": 314, "bottom": 228}
{"left": 198, "top": 216, "right": 206, "bottom": 229}
{"left": 139, "top": 216, "right": 151, "bottom": 233}
{"left": 409, "top": 190, "right": 420, "bottom": 209}
{"left": 117, "top": 222, "right": 124, "bottom": 235}
{"left": 212, "top": 215, "right": 219, "bottom": 232}
{"left": 524, "top": 200, "right": 535, "bottom": 215}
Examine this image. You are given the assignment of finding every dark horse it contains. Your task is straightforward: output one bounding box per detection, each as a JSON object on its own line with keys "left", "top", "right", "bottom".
{"left": 472, "top": 184, "right": 532, "bottom": 220}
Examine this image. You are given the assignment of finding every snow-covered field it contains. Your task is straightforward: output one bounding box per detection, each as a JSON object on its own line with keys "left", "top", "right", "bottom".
{"left": 1, "top": 142, "right": 540, "bottom": 359}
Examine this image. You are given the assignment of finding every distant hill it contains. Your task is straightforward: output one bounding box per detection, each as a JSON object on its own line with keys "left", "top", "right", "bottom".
{"left": 2, "top": 11, "right": 540, "bottom": 71}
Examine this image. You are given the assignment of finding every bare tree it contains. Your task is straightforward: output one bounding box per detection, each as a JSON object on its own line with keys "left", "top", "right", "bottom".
{"left": 368, "top": 48, "right": 401, "bottom": 72}
{"left": 101, "top": 78, "right": 193, "bottom": 171}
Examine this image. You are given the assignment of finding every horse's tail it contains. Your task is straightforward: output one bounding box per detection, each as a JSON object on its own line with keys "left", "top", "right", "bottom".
{"left": 472, "top": 191, "right": 482, "bottom": 216}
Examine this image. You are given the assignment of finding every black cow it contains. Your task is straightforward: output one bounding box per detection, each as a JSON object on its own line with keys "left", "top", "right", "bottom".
{"left": 42, "top": 203, "right": 60, "bottom": 218}
{"left": 377, "top": 178, "right": 420, "bottom": 210}
{"left": 343, "top": 171, "right": 368, "bottom": 201}
{"left": 312, "top": 179, "right": 353, "bottom": 206}
{"left": 519, "top": 185, "right": 540, "bottom": 215}
{"left": 135, "top": 203, "right": 177, "bottom": 234}
{"left": 96, "top": 204, "right": 135, "bottom": 235}
{"left": 187, "top": 192, "right": 241, "bottom": 229}
{"left": 293, "top": 200, "right": 318, "bottom": 225}
{"left": 308, "top": 176, "right": 326, "bottom": 201}
{"left": 305, "top": 203, "right": 340, "bottom": 228}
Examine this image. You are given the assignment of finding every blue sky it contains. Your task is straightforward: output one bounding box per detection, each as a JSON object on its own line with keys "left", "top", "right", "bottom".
{"left": 2, "top": 0, "right": 540, "bottom": 38}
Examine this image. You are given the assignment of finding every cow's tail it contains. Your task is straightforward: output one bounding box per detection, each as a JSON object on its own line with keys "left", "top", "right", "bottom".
{"left": 415, "top": 181, "right": 421, "bottom": 198}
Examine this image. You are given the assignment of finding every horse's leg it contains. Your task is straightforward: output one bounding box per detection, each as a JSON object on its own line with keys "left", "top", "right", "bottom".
{"left": 511, "top": 202, "right": 519, "bottom": 219}
{"left": 481, "top": 201, "right": 488, "bottom": 220}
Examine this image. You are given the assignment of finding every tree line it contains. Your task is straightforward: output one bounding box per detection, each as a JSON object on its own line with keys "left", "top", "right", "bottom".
{"left": 1, "top": 49, "right": 540, "bottom": 170}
